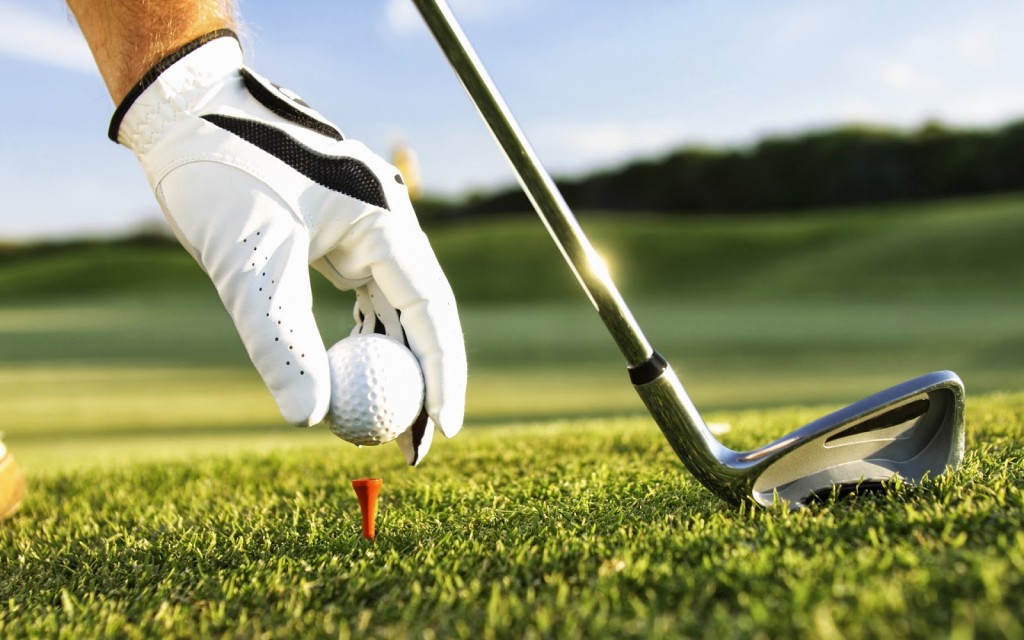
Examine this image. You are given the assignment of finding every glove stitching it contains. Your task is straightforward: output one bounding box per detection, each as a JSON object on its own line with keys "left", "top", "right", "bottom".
{"left": 110, "top": 29, "right": 239, "bottom": 143}
{"left": 152, "top": 154, "right": 308, "bottom": 234}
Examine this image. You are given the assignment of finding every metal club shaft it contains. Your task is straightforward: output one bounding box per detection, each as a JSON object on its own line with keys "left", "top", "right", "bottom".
{"left": 411, "top": 0, "right": 653, "bottom": 368}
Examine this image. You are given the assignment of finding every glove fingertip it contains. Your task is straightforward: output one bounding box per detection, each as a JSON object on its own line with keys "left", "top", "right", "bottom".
{"left": 286, "top": 397, "right": 329, "bottom": 428}
{"left": 397, "top": 410, "right": 434, "bottom": 465}
{"left": 281, "top": 390, "right": 330, "bottom": 428}
{"left": 434, "top": 405, "right": 464, "bottom": 439}
{"left": 277, "top": 353, "right": 331, "bottom": 428}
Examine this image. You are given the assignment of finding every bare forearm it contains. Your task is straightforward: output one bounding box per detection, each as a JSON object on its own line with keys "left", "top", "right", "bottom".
{"left": 68, "top": 0, "right": 237, "bottom": 104}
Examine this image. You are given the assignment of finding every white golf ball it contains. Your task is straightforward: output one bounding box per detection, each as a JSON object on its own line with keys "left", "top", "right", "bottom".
{"left": 325, "top": 334, "right": 425, "bottom": 446}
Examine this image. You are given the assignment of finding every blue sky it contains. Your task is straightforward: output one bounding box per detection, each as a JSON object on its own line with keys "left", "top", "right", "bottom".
{"left": 1, "top": 0, "right": 1022, "bottom": 239}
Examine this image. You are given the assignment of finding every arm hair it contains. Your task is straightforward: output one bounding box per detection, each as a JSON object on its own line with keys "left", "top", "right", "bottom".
{"left": 68, "top": 0, "right": 238, "bottom": 103}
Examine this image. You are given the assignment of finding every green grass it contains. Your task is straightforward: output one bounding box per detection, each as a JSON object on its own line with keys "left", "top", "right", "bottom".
{"left": 2, "top": 394, "right": 1023, "bottom": 638}
{"left": 1, "top": 193, "right": 1023, "bottom": 636}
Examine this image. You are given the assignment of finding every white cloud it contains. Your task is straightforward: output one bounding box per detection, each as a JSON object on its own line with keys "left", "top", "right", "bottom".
{"left": 0, "top": 3, "right": 95, "bottom": 73}
{"left": 531, "top": 119, "right": 694, "bottom": 173}
{"left": 837, "top": 99, "right": 886, "bottom": 124}
{"left": 881, "top": 62, "right": 919, "bottom": 90}
{"left": 844, "top": 6, "right": 1024, "bottom": 127}
{"left": 384, "top": 0, "right": 423, "bottom": 36}
{"left": 954, "top": 20, "right": 998, "bottom": 68}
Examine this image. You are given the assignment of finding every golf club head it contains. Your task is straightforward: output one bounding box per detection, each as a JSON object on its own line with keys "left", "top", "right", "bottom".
{"left": 633, "top": 362, "right": 965, "bottom": 508}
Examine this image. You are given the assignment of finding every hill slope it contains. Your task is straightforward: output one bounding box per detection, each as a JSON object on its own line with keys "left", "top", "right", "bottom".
{"left": 1, "top": 192, "right": 1022, "bottom": 305}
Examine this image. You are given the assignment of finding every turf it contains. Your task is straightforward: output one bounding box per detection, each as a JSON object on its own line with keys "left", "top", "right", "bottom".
{"left": 1, "top": 193, "right": 1023, "bottom": 636}
{"left": 2, "top": 394, "right": 1023, "bottom": 638}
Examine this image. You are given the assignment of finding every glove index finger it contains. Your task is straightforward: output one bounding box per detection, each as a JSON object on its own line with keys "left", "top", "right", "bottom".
{"left": 160, "top": 163, "right": 332, "bottom": 428}
{"left": 248, "top": 238, "right": 333, "bottom": 427}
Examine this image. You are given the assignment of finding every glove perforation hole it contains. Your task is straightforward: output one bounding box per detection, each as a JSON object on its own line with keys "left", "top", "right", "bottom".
{"left": 251, "top": 231, "right": 295, "bottom": 378}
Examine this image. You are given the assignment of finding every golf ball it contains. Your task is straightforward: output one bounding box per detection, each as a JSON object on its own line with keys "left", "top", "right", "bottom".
{"left": 324, "top": 334, "right": 424, "bottom": 446}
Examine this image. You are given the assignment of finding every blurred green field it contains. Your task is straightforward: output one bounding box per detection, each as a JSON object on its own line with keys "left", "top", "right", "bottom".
{"left": 2, "top": 193, "right": 1023, "bottom": 473}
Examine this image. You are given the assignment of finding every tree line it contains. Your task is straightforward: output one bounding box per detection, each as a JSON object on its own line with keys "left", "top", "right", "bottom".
{"left": 418, "top": 119, "right": 1024, "bottom": 219}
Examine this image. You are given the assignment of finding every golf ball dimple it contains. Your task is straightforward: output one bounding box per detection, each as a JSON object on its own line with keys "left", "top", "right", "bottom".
{"left": 325, "top": 334, "right": 425, "bottom": 446}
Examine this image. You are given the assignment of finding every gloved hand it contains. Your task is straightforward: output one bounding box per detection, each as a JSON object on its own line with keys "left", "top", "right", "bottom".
{"left": 110, "top": 30, "right": 466, "bottom": 465}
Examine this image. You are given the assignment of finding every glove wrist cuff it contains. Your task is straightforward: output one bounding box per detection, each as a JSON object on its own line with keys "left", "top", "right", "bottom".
{"left": 109, "top": 29, "right": 242, "bottom": 146}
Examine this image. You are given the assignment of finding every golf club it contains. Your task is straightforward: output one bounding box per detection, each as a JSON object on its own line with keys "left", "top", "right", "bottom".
{"left": 411, "top": 0, "right": 966, "bottom": 507}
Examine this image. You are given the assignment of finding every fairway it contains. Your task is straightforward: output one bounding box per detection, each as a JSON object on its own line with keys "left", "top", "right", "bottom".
{"left": 2, "top": 397, "right": 1023, "bottom": 637}
{"left": 1, "top": 193, "right": 1024, "bottom": 636}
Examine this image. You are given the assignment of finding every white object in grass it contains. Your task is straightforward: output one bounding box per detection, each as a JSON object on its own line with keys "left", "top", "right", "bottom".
{"left": 325, "top": 335, "right": 424, "bottom": 446}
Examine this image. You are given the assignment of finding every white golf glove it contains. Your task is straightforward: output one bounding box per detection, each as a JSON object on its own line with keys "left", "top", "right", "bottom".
{"left": 109, "top": 31, "right": 466, "bottom": 465}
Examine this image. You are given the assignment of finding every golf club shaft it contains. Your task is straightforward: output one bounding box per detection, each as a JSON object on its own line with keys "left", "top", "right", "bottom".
{"left": 411, "top": 0, "right": 652, "bottom": 368}
{"left": 407, "top": 2, "right": 969, "bottom": 508}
